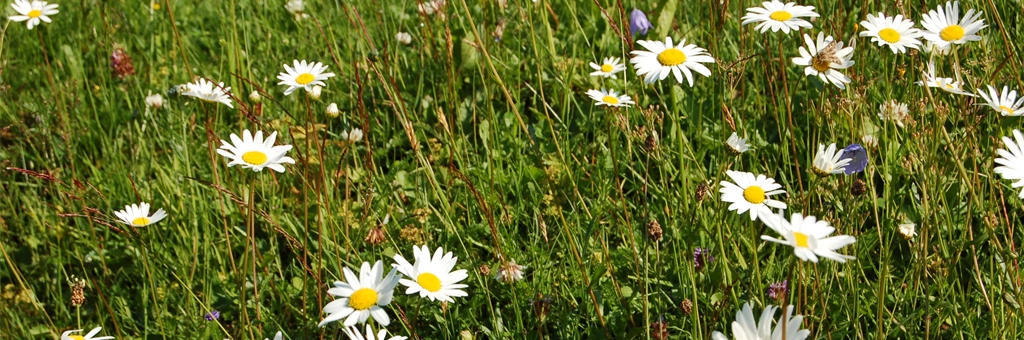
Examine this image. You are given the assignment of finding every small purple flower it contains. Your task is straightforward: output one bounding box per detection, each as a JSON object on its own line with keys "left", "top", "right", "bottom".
{"left": 767, "top": 280, "right": 788, "bottom": 301}
{"left": 693, "top": 247, "right": 714, "bottom": 271}
{"left": 840, "top": 144, "right": 867, "bottom": 174}
{"left": 204, "top": 310, "right": 220, "bottom": 321}
{"left": 630, "top": 9, "right": 652, "bottom": 36}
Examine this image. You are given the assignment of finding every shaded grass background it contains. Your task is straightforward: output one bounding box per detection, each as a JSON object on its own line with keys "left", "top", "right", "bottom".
{"left": 2, "top": 0, "right": 1024, "bottom": 338}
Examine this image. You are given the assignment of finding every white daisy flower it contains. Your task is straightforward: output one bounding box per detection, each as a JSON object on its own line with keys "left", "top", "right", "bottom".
{"left": 994, "top": 129, "right": 1024, "bottom": 198}
{"left": 589, "top": 57, "right": 626, "bottom": 78}
{"left": 740, "top": 0, "right": 818, "bottom": 34}
{"left": 811, "top": 143, "right": 851, "bottom": 176}
{"left": 877, "top": 100, "right": 910, "bottom": 127}
{"left": 319, "top": 261, "right": 401, "bottom": 327}
{"left": 495, "top": 258, "right": 526, "bottom": 283}
{"left": 285, "top": 0, "right": 308, "bottom": 20}
{"left": 182, "top": 78, "right": 234, "bottom": 108}
{"left": 393, "top": 246, "right": 469, "bottom": 302}
{"left": 277, "top": 60, "right": 336, "bottom": 96}
{"left": 341, "top": 128, "right": 364, "bottom": 143}
{"left": 725, "top": 132, "right": 749, "bottom": 154}
{"left": 216, "top": 130, "right": 296, "bottom": 173}
{"left": 264, "top": 331, "right": 283, "bottom": 340}
{"left": 898, "top": 222, "right": 917, "bottom": 240}
{"left": 630, "top": 37, "right": 715, "bottom": 86}
{"left": 342, "top": 325, "right": 408, "bottom": 340}
{"left": 61, "top": 327, "right": 115, "bottom": 340}
{"left": 916, "top": 61, "right": 974, "bottom": 96}
{"left": 395, "top": 32, "right": 412, "bottom": 45}
{"left": 145, "top": 92, "right": 164, "bottom": 109}
{"left": 977, "top": 85, "right": 1024, "bottom": 116}
{"left": 114, "top": 202, "right": 168, "bottom": 227}
{"left": 8, "top": 0, "right": 58, "bottom": 30}
{"left": 761, "top": 212, "right": 856, "bottom": 263}
{"left": 859, "top": 12, "right": 923, "bottom": 54}
{"left": 718, "top": 170, "right": 787, "bottom": 222}
{"left": 919, "top": 1, "right": 986, "bottom": 48}
{"left": 711, "top": 303, "right": 809, "bottom": 340}
{"left": 923, "top": 41, "right": 952, "bottom": 56}
{"left": 792, "top": 32, "right": 855, "bottom": 89}
{"left": 586, "top": 89, "right": 635, "bottom": 107}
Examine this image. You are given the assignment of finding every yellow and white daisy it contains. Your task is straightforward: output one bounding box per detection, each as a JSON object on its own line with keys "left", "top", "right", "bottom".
{"left": 342, "top": 325, "right": 408, "bottom": 340}
{"left": 711, "top": 303, "right": 809, "bottom": 340}
{"left": 630, "top": 37, "right": 715, "bottom": 86}
{"left": 182, "top": 78, "right": 234, "bottom": 108}
{"left": 994, "top": 129, "right": 1024, "bottom": 199}
{"left": 392, "top": 245, "right": 469, "bottom": 303}
{"left": 216, "top": 130, "right": 296, "bottom": 173}
{"left": 977, "top": 85, "right": 1024, "bottom": 116}
{"left": 811, "top": 143, "right": 850, "bottom": 176}
{"left": 898, "top": 222, "right": 917, "bottom": 240}
{"left": 61, "top": 327, "right": 115, "bottom": 340}
{"left": 589, "top": 57, "right": 626, "bottom": 78}
{"left": 277, "top": 60, "right": 336, "bottom": 96}
{"left": 916, "top": 61, "right": 974, "bottom": 96}
{"left": 114, "top": 202, "right": 168, "bottom": 227}
{"left": 792, "top": 32, "right": 855, "bottom": 89}
{"left": 725, "top": 132, "right": 749, "bottom": 154}
{"left": 877, "top": 100, "right": 910, "bottom": 127}
{"left": 919, "top": 1, "right": 986, "bottom": 48}
{"left": 859, "top": 13, "right": 922, "bottom": 54}
{"left": 718, "top": 170, "right": 787, "bottom": 222}
{"left": 495, "top": 258, "right": 526, "bottom": 283}
{"left": 740, "top": 0, "right": 818, "bottom": 34}
{"left": 586, "top": 89, "right": 634, "bottom": 107}
{"left": 319, "top": 261, "right": 401, "bottom": 327}
{"left": 761, "top": 212, "right": 856, "bottom": 263}
{"left": 8, "top": 0, "right": 59, "bottom": 30}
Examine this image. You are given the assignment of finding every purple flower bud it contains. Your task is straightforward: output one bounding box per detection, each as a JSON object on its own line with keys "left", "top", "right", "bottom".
{"left": 204, "top": 310, "right": 220, "bottom": 321}
{"left": 630, "top": 9, "right": 652, "bottom": 36}
{"left": 840, "top": 144, "right": 868, "bottom": 174}
{"left": 693, "top": 247, "right": 714, "bottom": 271}
{"left": 767, "top": 280, "right": 788, "bottom": 301}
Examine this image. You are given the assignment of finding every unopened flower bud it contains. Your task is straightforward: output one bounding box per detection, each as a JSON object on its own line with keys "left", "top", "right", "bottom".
{"left": 326, "top": 103, "right": 340, "bottom": 118}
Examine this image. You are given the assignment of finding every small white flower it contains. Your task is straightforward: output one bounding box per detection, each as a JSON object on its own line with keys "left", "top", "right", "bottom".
{"left": 919, "top": 1, "right": 986, "bottom": 48}
{"left": 319, "top": 261, "right": 401, "bottom": 327}
{"left": 277, "top": 60, "right": 336, "bottom": 96}
{"left": 114, "top": 202, "right": 168, "bottom": 227}
{"left": 326, "top": 103, "right": 340, "bottom": 118}
{"left": 396, "top": 32, "right": 412, "bottom": 45}
{"left": 630, "top": 37, "right": 715, "bottom": 86}
{"left": 977, "top": 85, "right": 1024, "bottom": 116}
{"left": 740, "top": 0, "right": 819, "bottom": 34}
{"left": 719, "top": 170, "right": 788, "bottom": 222}
{"left": 812, "top": 143, "right": 850, "bottom": 176}
{"left": 285, "top": 0, "right": 308, "bottom": 20}
{"left": 495, "top": 258, "right": 526, "bottom": 283}
{"left": 589, "top": 57, "right": 626, "bottom": 79}
{"left": 898, "top": 223, "right": 917, "bottom": 240}
{"left": 182, "top": 78, "right": 234, "bottom": 108}
{"left": 249, "top": 90, "right": 262, "bottom": 102}
{"left": 586, "top": 89, "right": 634, "bottom": 107}
{"left": 216, "top": 130, "right": 296, "bottom": 173}
{"left": 418, "top": 0, "right": 446, "bottom": 16}
{"left": 859, "top": 12, "right": 923, "bottom": 54}
{"left": 861, "top": 134, "right": 878, "bottom": 149}
{"left": 761, "top": 212, "right": 857, "bottom": 263}
{"left": 877, "top": 100, "right": 910, "bottom": 127}
{"left": 341, "top": 128, "right": 364, "bottom": 143}
{"left": 309, "top": 85, "right": 323, "bottom": 100}
{"left": 725, "top": 132, "right": 749, "bottom": 154}
{"left": 145, "top": 93, "right": 164, "bottom": 109}
{"left": 61, "top": 327, "right": 115, "bottom": 340}
{"left": 994, "top": 129, "right": 1024, "bottom": 199}
{"left": 916, "top": 60, "right": 974, "bottom": 96}
{"left": 8, "top": 0, "right": 59, "bottom": 30}
{"left": 392, "top": 245, "right": 469, "bottom": 302}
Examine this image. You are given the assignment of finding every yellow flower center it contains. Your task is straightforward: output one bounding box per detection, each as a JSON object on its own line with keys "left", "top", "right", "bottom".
{"left": 811, "top": 57, "right": 831, "bottom": 72}
{"left": 602, "top": 95, "right": 620, "bottom": 105}
{"left": 348, "top": 288, "right": 378, "bottom": 310}
{"left": 657, "top": 48, "right": 687, "bottom": 66}
{"left": 878, "top": 28, "right": 901, "bottom": 43}
{"left": 68, "top": 336, "right": 85, "bottom": 340}
{"left": 601, "top": 64, "right": 614, "bottom": 73}
{"left": 417, "top": 273, "right": 442, "bottom": 292}
{"left": 153, "top": 2, "right": 160, "bottom": 10}
{"left": 295, "top": 73, "right": 316, "bottom": 85}
{"left": 742, "top": 186, "right": 766, "bottom": 204}
{"left": 27, "top": 9, "right": 42, "bottom": 18}
{"left": 793, "top": 232, "right": 810, "bottom": 247}
{"left": 132, "top": 217, "right": 150, "bottom": 226}
{"left": 769, "top": 11, "right": 792, "bottom": 21}
{"left": 939, "top": 25, "right": 965, "bottom": 42}
{"left": 1000, "top": 105, "right": 1015, "bottom": 115}
{"left": 241, "top": 151, "right": 268, "bottom": 166}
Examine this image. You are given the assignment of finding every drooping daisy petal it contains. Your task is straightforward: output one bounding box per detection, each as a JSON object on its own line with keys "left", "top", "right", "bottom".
{"left": 181, "top": 78, "right": 235, "bottom": 108}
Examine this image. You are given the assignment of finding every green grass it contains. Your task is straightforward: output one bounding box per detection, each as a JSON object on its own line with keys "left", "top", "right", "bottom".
{"left": 2, "top": 0, "right": 1024, "bottom": 338}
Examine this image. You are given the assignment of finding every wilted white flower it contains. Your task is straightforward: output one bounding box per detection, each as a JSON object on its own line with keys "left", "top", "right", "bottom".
{"left": 898, "top": 222, "right": 917, "bottom": 239}
{"left": 145, "top": 92, "right": 164, "bottom": 109}
{"left": 396, "top": 32, "right": 412, "bottom": 45}
{"left": 878, "top": 100, "right": 910, "bottom": 127}
{"left": 341, "top": 128, "right": 364, "bottom": 143}
{"left": 326, "top": 103, "right": 340, "bottom": 118}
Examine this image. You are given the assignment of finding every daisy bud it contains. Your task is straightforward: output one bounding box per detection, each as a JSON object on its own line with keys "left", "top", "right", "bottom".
{"left": 325, "top": 103, "right": 340, "bottom": 118}
{"left": 249, "top": 91, "right": 261, "bottom": 103}
{"left": 145, "top": 93, "right": 164, "bottom": 109}
{"left": 459, "top": 330, "right": 475, "bottom": 340}
{"left": 396, "top": 32, "right": 412, "bottom": 45}
{"left": 308, "top": 85, "right": 322, "bottom": 100}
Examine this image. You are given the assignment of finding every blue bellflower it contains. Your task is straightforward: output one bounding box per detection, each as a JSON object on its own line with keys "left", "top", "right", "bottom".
{"left": 630, "top": 9, "right": 652, "bottom": 36}
{"left": 840, "top": 144, "right": 868, "bottom": 174}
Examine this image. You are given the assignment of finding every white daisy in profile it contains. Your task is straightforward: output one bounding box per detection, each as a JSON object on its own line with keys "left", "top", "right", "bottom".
{"left": 319, "top": 261, "right": 401, "bottom": 327}
{"left": 719, "top": 170, "right": 787, "bottom": 222}
{"left": 994, "top": 129, "right": 1024, "bottom": 198}
{"left": 923, "top": 41, "right": 952, "bottom": 56}
{"left": 182, "top": 78, "right": 234, "bottom": 108}
{"left": 343, "top": 325, "right": 408, "bottom": 340}
{"left": 859, "top": 13, "right": 923, "bottom": 54}
{"left": 919, "top": 1, "right": 986, "bottom": 48}
{"left": 761, "top": 212, "right": 856, "bottom": 263}
{"left": 589, "top": 57, "right": 626, "bottom": 78}
{"left": 630, "top": 37, "right": 715, "bottom": 86}
{"left": 61, "top": 327, "right": 115, "bottom": 340}
{"left": 977, "top": 85, "right": 1024, "bottom": 116}
{"left": 392, "top": 245, "right": 469, "bottom": 303}
{"left": 586, "top": 89, "right": 634, "bottom": 107}
{"left": 740, "top": 0, "right": 818, "bottom": 34}
{"left": 725, "top": 132, "right": 749, "bottom": 154}
{"left": 277, "top": 60, "right": 336, "bottom": 96}
{"left": 216, "top": 130, "right": 296, "bottom": 173}
{"left": 711, "top": 303, "right": 810, "bottom": 340}
{"left": 495, "top": 258, "right": 526, "bottom": 283}
{"left": 811, "top": 143, "right": 850, "bottom": 176}
{"left": 8, "top": 0, "right": 59, "bottom": 30}
{"left": 792, "top": 32, "right": 855, "bottom": 89}
{"left": 916, "top": 61, "right": 974, "bottom": 96}
{"left": 877, "top": 100, "right": 910, "bottom": 127}
{"left": 114, "top": 202, "right": 168, "bottom": 227}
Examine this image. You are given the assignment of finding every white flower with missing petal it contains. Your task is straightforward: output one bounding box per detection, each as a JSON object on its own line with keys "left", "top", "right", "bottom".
{"left": 761, "top": 212, "right": 856, "bottom": 263}
{"left": 182, "top": 78, "right": 234, "bottom": 108}
{"left": 8, "top": 0, "right": 59, "bottom": 30}
{"left": 994, "top": 129, "right": 1024, "bottom": 199}
{"left": 916, "top": 60, "right": 974, "bottom": 96}
{"left": 977, "top": 85, "right": 1024, "bottom": 116}
{"left": 811, "top": 143, "right": 850, "bottom": 176}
